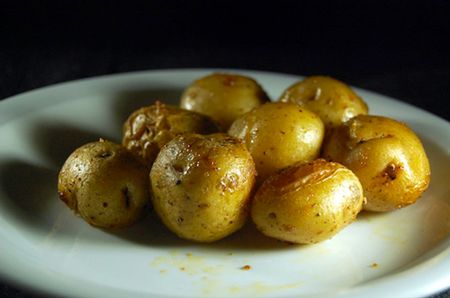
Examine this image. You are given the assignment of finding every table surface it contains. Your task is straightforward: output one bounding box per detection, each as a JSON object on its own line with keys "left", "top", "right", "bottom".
{"left": 0, "top": 1, "right": 449, "bottom": 297}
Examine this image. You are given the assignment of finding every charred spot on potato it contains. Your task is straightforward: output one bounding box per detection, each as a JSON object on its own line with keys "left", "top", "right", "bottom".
{"left": 172, "top": 164, "right": 184, "bottom": 173}
{"left": 58, "top": 191, "right": 68, "bottom": 203}
{"left": 383, "top": 163, "right": 400, "bottom": 180}
{"left": 268, "top": 212, "right": 277, "bottom": 219}
{"left": 102, "top": 202, "right": 108, "bottom": 207}
{"left": 198, "top": 203, "right": 210, "bottom": 209}
{"left": 122, "top": 187, "right": 131, "bottom": 208}
{"left": 177, "top": 217, "right": 184, "bottom": 224}
{"left": 176, "top": 179, "right": 182, "bottom": 185}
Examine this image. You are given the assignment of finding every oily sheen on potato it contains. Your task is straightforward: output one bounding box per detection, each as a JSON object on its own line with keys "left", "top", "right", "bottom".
{"left": 122, "top": 101, "right": 219, "bottom": 166}
{"left": 58, "top": 139, "right": 150, "bottom": 229}
{"left": 180, "top": 73, "right": 270, "bottom": 130}
{"left": 150, "top": 133, "right": 256, "bottom": 242}
{"left": 280, "top": 76, "right": 368, "bottom": 130}
{"left": 323, "top": 115, "right": 431, "bottom": 212}
{"left": 228, "top": 102, "right": 324, "bottom": 183}
{"left": 251, "top": 159, "right": 364, "bottom": 244}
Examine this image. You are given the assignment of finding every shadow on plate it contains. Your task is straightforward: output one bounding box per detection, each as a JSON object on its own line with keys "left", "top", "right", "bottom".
{"left": 0, "top": 159, "right": 58, "bottom": 232}
{"left": 29, "top": 121, "right": 112, "bottom": 169}
{"left": 107, "top": 210, "right": 296, "bottom": 252}
{"left": 110, "top": 87, "right": 183, "bottom": 133}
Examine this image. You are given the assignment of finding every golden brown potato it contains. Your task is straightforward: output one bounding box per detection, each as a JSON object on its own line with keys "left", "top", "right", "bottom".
{"left": 228, "top": 102, "right": 324, "bottom": 183}
{"left": 150, "top": 133, "right": 256, "bottom": 242}
{"left": 180, "top": 73, "right": 270, "bottom": 130}
{"left": 123, "top": 101, "right": 219, "bottom": 166}
{"left": 251, "top": 159, "right": 364, "bottom": 244}
{"left": 58, "top": 139, "right": 150, "bottom": 229}
{"left": 323, "top": 115, "right": 431, "bottom": 212}
{"left": 280, "top": 76, "right": 368, "bottom": 130}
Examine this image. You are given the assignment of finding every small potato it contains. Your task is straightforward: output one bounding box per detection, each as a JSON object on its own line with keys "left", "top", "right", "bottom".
{"left": 280, "top": 76, "right": 368, "bottom": 130}
{"left": 323, "top": 115, "right": 431, "bottom": 212}
{"left": 58, "top": 139, "right": 150, "bottom": 229}
{"left": 123, "top": 101, "right": 219, "bottom": 166}
{"left": 251, "top": 159, "right": 364, "bottom": 244}
{"left": 150, "top": 133, "right": 256, "bottom": 242}
{"left": 228, "top": 102, "right": 324, "bottom": 183}
{"left": 180, "top": 73, "right": 270, "bottom": 130}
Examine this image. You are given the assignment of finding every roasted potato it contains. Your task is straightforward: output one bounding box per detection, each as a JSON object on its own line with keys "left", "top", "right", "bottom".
{"left": 150, "top": 133, "right": 256, "bottom": 242}
{"left": 228, "top": 102, "right": 324, "bottom": 183}
{"left": 251, "top": 159, "right": 364, "bottom": 244}
{"left": 58, "top": 139, "right": 150, "bottom": 228}
{"left": 123, "top": 101, "right": 219, "bottom": 166}
{"left": 180, "top": 73, "right": 270, "bottom": 130}
{"left": 323, "top": 115, "right": 431, "bottom": 212}
{"left": 280, "top": 76, "right": 368, "bottom": 130}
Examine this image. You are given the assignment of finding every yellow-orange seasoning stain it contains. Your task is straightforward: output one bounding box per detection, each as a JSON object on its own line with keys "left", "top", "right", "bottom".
{"left": 229, "top": 281, "right": 302, "bottom": 295}
{"left": 240, "top": 265, "right": 252, "bottom": 270}
{"left": 370, "top": 262, "right": 379, "bottom": 268}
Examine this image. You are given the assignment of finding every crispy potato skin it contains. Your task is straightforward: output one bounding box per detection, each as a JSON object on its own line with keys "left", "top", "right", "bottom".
{"left": 251, "top": 159, "right": 364, "bottom": 244}
{"left": 280, "top": 76, "right": 368, "bottom": 130}
{"left": 150, "top": 133, "right": 256, "bottom": 242}
{"left": 58, "top": 140, "right": 150, "bottom": 229}
{"left": 323, "top": 115, "right": 431, "bottom": 212}
{"left": 180, "top": 73, "right": 270, "bottom": 130}
{"left": 228, "top": 102, "right": 324, "bottom": 183}
{"left": 123, "top": 101, "right": 219, "bottom": 166}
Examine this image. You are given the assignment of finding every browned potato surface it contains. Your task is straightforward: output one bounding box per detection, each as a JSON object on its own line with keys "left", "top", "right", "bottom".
{"left": 58, "top": 139, "right": 150, "bottom": 228}
{"left": 251, "top": 159, "right": 364, "bottom": 244}
{"left": 150, "top": 133, "right": 256, "bottom": 242}
{"left": 228, "top": 102, "right": 324, "bottom": 183}
{"left": 280, "top": 76, "right": 368, "bottom": 130}
{"left": 123, "top": 101, "right": 219, "bottom": 166}
{"left": 180, "top": 73, "right": 270, "bottom": 130}
{"left": 323, "top": 115, "right": 431, "bottom": 212}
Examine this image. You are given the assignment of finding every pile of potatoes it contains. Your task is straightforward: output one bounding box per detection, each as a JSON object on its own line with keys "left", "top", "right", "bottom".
{"left": 58, "top": 73, "right": 431, "bottom": 244}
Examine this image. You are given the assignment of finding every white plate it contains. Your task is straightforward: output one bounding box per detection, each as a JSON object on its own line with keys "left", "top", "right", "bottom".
{"left": 0, "top": 69, "right": 449, "bottom": 298}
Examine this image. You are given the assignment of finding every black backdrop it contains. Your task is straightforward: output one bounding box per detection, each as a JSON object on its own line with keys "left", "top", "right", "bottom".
{"left": 1, "top": 1, "right": 449, "bottom": 297}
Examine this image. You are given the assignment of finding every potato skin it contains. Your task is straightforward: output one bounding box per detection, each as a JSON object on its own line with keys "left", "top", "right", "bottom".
{"left": 180, "top": 73, "right": 270, "bottom": 130}
{"left": 280, "top": 76, "right": 368, "bottom": 129}
{"left": 228, "top": 102, "right": 324, "bottom": 183}
{"left": 58, "top": 139, "right": 150, "bottom": 229}
{"left": 150, "top": 133, "right": 256, "bottom": 242}
{"left": 323, "top": 115, "right": 431, "bottom": 212}
{"left": 251, "top": 159, "right": 364, "bottom": 244}
{"left": 123, "top": 101, "right": 219, "bottom": 166}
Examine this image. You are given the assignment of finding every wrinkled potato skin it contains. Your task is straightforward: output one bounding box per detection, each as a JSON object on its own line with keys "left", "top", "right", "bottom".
{"left": 323, "top": 115, "right": 431, "bottom": 212}
{"left": 251, "top": 159, "right": 364, "bottom": 244}
{"left": 58, "top": 140, "right": 150, "bottom": 229}
{"left": 150, "top": 133, "right": 256, "bottom": 242}
{"left": 180, "top": 73, "right": 270, "bottom": 130}
{"left": 123, "top": 101, "right": 219, "bottom": 166}
{"left": 228, "top": 102, "right": 324, "bottom": 183}
{"left": 280, "top": 76, "right": 368, "bottom": 129}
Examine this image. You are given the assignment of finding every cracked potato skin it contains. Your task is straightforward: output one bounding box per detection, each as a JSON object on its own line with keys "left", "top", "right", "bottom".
{"left": 180, "top": 73, "right": 270, "bottom": 130}
{"left": 322, "top": 115, "right": 431, "bottom": 212}
{"left": 58, "top": 139, "right": 151, "bottom": 229}
{"left": 280, "top": 76, "right": 368, "bottom": 130}
{"left": 251, "top": 159, "right": 364, "bottom": 244}
{"left": 122, "top": 101, "right": 219, "bottom": 166}
{"left": 228, "top": 102, "right": 324, "bottom": 183}
{"left": 150, "top": 133, "right": 256, "bottom": 242}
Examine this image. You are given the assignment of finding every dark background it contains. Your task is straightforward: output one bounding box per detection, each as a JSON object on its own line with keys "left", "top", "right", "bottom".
{"left": 1, "top": 1, "right": 449, "bottom": 297}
